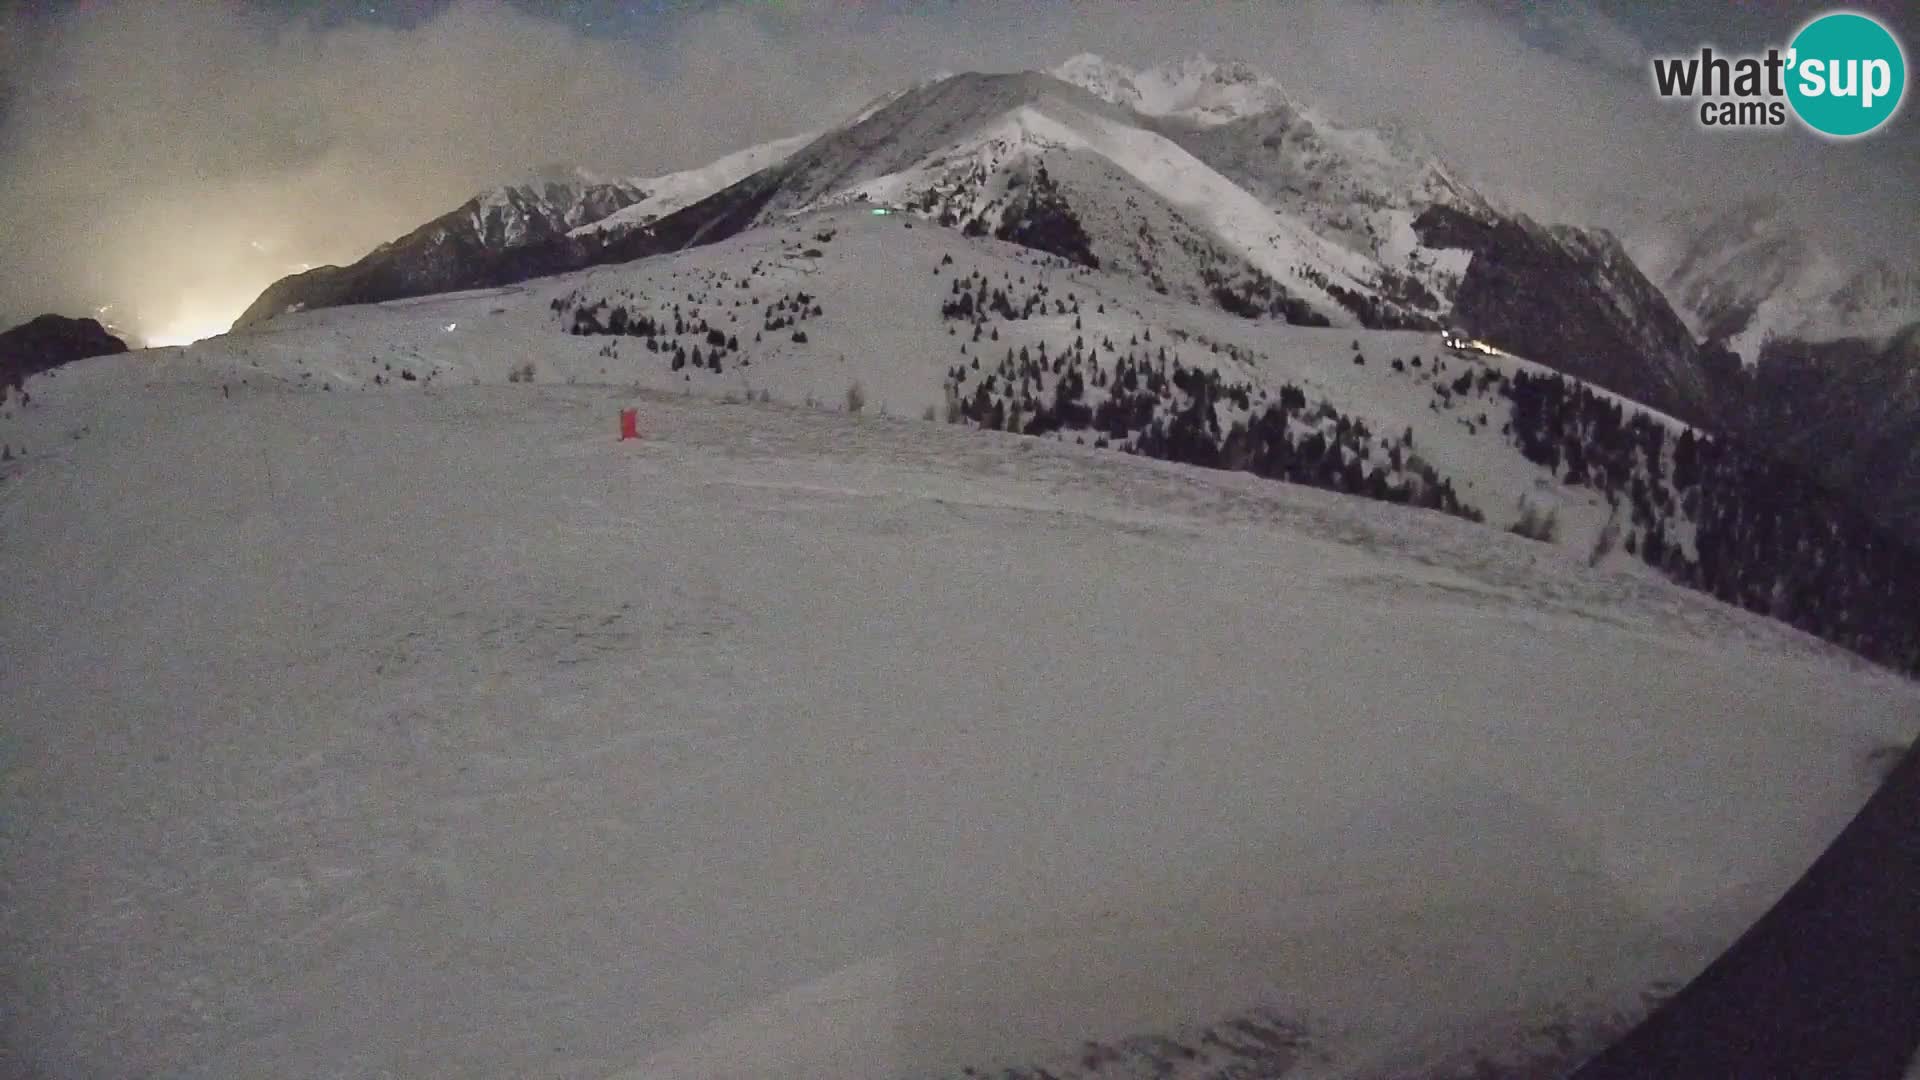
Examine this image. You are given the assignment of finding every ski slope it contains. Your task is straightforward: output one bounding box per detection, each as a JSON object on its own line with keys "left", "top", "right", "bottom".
{"left": 4, "top": 324, "right": 1918, "bottom": 1077}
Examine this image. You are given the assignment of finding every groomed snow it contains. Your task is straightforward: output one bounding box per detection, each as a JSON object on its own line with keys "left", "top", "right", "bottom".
{"left": 3, "top": 350, "right": 1916, "bottom": 1077}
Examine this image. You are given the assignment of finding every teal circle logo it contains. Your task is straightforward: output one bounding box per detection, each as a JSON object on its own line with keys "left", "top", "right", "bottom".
{"left": 1787, "top": 12, "right": 1906, "bottom": 137}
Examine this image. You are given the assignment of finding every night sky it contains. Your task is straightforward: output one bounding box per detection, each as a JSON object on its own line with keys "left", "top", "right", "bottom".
{"left": 22, "top": 0, "right": 1917, "bottom": 50}
{"left": 17, "top": 0, "right": 726, "bottom": 38}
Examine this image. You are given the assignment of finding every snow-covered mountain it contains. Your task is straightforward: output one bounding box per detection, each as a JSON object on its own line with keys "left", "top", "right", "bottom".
{"left": 568, "top": 133, "right": 817, "bottom": 241}
{"left": 233, "top": 55, "right": 1920, "bottom": 542}
{"left": 1168, "top": 93, "right": 1493, "bottom": 258}
{"left": 223, "top": 56, "right": 1920, "bottom": 552}
{"left": 1621, "top": 197, "right": 1920, "bottom": 541}
{"left": 471, "top": 167, "right": 651, "bottom": 242}
{"left": 1053, "top": 52, "right": 1493, "bottom": 240}
{"left": 1052, "top": 52, "right": 1292, "bottom": 126}
{"left": 237, "top": 58, "right": 1717, "bottom": 441}
{"left": 233, "top": 147, "right": 819, "bottom": 329}
{"left": 1633, "top": 196, "right": 1920, "bottom": 363}
{"left": 237, "top": 56, "right": 1920, "bottom": 461}
{"left": 676, "top": 70, "right": 1431, "bottom": 323}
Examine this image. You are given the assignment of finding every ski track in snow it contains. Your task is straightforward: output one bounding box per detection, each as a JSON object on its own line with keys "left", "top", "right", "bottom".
{"left": 3, "top": 375, "right": 1917, "bottom": 1079}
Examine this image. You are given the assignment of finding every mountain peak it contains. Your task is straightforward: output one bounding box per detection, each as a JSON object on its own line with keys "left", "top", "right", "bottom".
{"left": 1155, "top": 52, "right": 1267, "bottom": 86}
{"left": 1050, "top": 53, "right": 1287, "bottom": 125}
{"left": 1050, "top": 54, "right": 1142, "bottom": 105}
{"left": 475, "top": 168, "right": 643, "bottom": 211}
{"left": 1642, "top": 196, "right": 1918, "bottom": 356}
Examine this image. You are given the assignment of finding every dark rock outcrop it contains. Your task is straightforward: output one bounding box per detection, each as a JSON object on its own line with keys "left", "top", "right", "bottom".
{"left": 0, "top": 315, "right": 129, "bottom": 390}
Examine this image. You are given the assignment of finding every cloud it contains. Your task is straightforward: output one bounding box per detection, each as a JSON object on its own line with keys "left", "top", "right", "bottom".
{"left": 0, "top": 0, "right": 747, "bottom": 338}
{"left": 0, "top": 0, "right": 1911, "bottom": 339}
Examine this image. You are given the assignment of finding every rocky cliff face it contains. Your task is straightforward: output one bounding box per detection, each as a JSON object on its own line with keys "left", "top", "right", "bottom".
{"left": 1414, "top": 204, "right": 1708, "bottom": 424}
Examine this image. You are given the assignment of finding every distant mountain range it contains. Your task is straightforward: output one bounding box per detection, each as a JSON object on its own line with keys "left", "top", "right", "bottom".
{"left": 1622, "top": 197, "right": 1920, "bottom": 540}
{"left": 1631, "top": 195, "right": 1920, "bottom": 364}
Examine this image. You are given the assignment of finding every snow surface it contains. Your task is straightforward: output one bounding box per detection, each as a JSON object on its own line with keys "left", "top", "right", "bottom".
{"left": 4, "top": 207, "right": 1918, "bottom": 1078}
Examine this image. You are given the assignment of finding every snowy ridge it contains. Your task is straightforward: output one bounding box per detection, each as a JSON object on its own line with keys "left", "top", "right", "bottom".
{"left": 570, "top": 133, "right": 818, "bottom": 240}
{"left": 1016, "top": 100, "right": 1382, "bottom": 295}
{"left": 339, "top": 173, "right": 649, "bottom": 272}
{"left": 812, "top": 99, "right": 1382, "bottom": 320}
{"left": 968, "top": 60, "right": 1497, "bottom": 327}
{"left": 1161, "top": 90, "right": 1500, "bottom": 323}
{"left": 477, "top": 164, "right": 627, "bottom": 207}
{"left": 846, "top": 71, "right": 956, "bottom": 127}
{"left": 465, "top": 176, "right": 649, "bottom": 248}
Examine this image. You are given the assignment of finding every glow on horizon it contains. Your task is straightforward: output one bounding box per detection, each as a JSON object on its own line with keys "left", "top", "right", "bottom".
{"left": 144, "top": 313, "right": 237, "bottom": 349}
